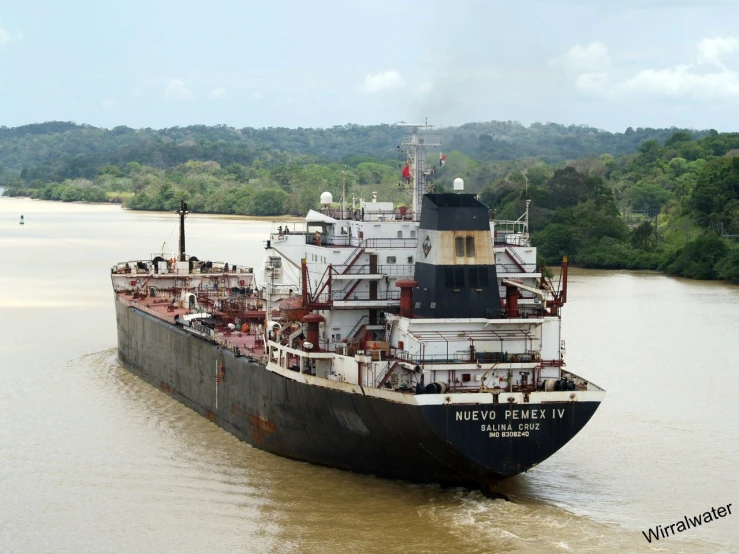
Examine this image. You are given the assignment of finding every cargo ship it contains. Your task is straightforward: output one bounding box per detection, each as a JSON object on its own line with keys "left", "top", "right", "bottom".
{"left": 111, "top": 123, "right": 604, "bottom": 496}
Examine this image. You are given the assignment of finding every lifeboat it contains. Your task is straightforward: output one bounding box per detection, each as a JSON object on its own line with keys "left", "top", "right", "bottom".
{"left": 279, "top": 296, "right": 309, "bottom": 322}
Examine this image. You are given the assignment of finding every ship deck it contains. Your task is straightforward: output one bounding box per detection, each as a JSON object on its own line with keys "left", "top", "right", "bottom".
{"left": 117, "top": 292, "right": 268, "bottom": 358}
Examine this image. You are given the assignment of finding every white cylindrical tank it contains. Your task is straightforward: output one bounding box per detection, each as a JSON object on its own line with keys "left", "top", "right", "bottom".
{"left": 453, "top": 178, "right": 464, "bottom": 191}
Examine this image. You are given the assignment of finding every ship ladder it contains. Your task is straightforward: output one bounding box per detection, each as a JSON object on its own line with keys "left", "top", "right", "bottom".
{"left": 377, "top": 361, "right": 399, "bottom": 389}
{"left": 383, "top": 320, "right": 395, "bottom": 343}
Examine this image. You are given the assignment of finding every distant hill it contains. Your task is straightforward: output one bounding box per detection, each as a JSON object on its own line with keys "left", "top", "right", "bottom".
{"left": 0, "top": 120, "right": 709, "bottom": 184}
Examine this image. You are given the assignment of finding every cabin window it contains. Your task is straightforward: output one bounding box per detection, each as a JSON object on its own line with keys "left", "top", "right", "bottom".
{"left": 466, "top": 236, "right": 476, "bottom": 257}
{"left": 397, "top": 230, "right": 403, "bottom": 238}
{"left": 407, "top": 256, "right": 413, "bottom": 264}
{"left": 410, "top": 230, "right": 416, "bottom": 238}
{"left": 455, "top": 236, "right": 465, "bottom": 257}
{"left": 387, "top": 256, "right": 396, "bottom": 264}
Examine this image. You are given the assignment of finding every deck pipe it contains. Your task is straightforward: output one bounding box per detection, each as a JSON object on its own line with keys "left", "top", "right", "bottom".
{"left": 396, "top": 279, "right": 418, "bottom": 318}
{"left": 302, "top": 313, "right": 325, "bottom": 351}
{"left": 505, "top": 284, "right": 520, "bottom": 318}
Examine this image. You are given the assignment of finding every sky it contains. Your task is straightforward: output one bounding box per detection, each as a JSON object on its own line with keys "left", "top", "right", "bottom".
{"left": 2, "top": 0, "right": 739, "bottom": 132}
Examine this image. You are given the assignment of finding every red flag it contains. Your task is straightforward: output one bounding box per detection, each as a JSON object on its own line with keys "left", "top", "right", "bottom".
{"left": 402, "top": 164, "right": 411, "bottom": 183}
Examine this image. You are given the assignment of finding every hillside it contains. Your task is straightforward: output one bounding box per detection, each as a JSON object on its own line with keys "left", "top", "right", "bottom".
{"left": 4, "top": 120, "right": 739, "bottom": 284}
{"left": 0, "top": 121, "right": 709, "bottom": 185}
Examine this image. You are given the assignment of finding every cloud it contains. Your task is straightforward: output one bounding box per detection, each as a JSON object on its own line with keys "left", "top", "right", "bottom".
{"left": 130, "top": 87, "right": 145, "bottom": 98}
{"left": 209, "top": 87, "right": 229, "bottom": 100}
{"left": 609, "top": 37, "right": 739, "bottom": 100}
{"left": 696, "top": 36, "right": 739, "bottom": 67}
{"left": 252, "top": 91, "right": 264, "bottom": 100}
{"left": 0, "top": 25, "right": 23, "bottom": 46}
{"left": 549, "top": 42, "right": 610, "bottom": 73}
{"left": 164, "top": 79, "right": 193, "bottom": 101}
{"left": 361, "top": 70, "right": 405, "bottom": 94}
{"left": 576, "top": 72, "right": 609, "bottom": 94}
{"left": 557, "top": 36, "right": 739, "bottom": 101}
{"left": 100, "top": 99, "right": 118, "bottom": 110}
{"left": 611, "top": 64, "right": 739, "bottom": 99}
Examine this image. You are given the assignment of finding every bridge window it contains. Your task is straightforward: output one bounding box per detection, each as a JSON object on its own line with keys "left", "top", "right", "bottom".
{"left": 466, "top": 236, "right": 476, "bottom": 257}
{"left": 397, "top": 230, "right": 403, "bottom": 238}
{"left": 387, "top": 256, "right": 396, "bottom": 264}
{"left": 455, "top": 236, "right": 465, "bottom": 257}
{"left": 468, "top": 267, "right": 479, "bottom": 288}
{"left": 455, "top": 267, "right": 465, "bottom": 288}
{"left": 479, "top": 268, "right": 489, "bottom": 287}
{"left": 445, "top": 267, "right": 466, "bottom": 288}
{"left": 410, "top": 230, "right": 416, "bottom": 238}
{"left": 455, "top": 236, "right": 477, "bottom": 258}
{"left": 468, "top": 267, "right": 489, "bottom": 288}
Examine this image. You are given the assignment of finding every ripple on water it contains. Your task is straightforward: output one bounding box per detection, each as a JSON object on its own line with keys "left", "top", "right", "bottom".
{"left": 0, "top": 348, "right": 727, "bottom": 554}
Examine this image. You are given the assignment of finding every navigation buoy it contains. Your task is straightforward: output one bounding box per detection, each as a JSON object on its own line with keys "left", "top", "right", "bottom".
{"left": 19, "top": 215, "right": 24, "bottom": 225}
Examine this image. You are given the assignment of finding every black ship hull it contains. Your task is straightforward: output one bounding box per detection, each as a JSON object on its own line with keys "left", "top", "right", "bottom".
{"left": 115, "top": 302, "right": 600, "bottom": 489}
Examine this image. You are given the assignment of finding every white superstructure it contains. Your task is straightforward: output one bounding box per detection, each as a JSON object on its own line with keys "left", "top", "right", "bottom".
{"left": 259, "top": 125, "right": 601, "bottom": 400}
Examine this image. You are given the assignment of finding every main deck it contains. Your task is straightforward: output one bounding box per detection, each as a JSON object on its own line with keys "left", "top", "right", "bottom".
{"left": 115, "top": 291, "right": 268, "bottom": 359}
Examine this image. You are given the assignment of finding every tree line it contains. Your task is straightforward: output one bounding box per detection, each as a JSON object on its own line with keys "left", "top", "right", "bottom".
{"left": 0, "top": 120, "right": 708, "bottom": 185}
{"left": 479, "top": 130, "right": 739, "bottom": 282}
{"left": 3, "top": 122, "right": 739, "bottom": 283}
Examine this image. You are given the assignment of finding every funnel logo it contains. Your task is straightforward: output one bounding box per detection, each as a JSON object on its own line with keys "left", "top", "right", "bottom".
{"left": 422, "top": 235, "right": 432, "bottom": 258}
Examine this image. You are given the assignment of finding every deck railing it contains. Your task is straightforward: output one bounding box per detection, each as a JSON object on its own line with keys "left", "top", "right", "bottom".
{"left": 332, "top": 264, "right": 414, "bottom": 276}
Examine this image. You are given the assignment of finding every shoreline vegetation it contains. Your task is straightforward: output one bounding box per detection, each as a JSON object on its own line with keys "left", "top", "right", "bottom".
{"left": 2, "top": 121, "right": 739, "bottom": 284}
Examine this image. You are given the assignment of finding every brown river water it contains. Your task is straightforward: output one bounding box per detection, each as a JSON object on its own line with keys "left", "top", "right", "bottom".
{"left": 1, "top": 196, "right": 737, "bottom": 553}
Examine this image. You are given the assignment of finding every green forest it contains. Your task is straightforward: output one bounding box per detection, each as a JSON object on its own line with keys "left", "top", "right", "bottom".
{"left": 2, "top": 121, "right": 739, "bottom": 283}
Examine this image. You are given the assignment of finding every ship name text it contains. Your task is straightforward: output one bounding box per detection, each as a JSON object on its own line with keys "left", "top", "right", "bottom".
{"left": 455, "top": 408, "right": 566, "bottom": 422}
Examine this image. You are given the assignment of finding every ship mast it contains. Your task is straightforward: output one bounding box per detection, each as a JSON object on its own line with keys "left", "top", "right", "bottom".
{"left": 177, "top": 201, "right": 189, "bottom": 261}
{"left": 398, "top": 122, "right": 441, "bottom": 221}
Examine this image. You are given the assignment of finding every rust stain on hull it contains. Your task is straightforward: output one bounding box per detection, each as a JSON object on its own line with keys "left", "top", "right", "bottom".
{"left": 248, "top": 414, "right": 277, "bottom": 445}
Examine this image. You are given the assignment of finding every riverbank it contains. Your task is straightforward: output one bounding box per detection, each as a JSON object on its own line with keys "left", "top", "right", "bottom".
{"left": 0, "top": 193, "right": 302, "bottom": 221}
{"left": 5, "top": 192, "right": 738, "bottom": 286}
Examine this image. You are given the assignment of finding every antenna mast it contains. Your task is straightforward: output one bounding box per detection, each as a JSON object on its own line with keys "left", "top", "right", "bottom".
{"left": 523, "top": 172, "right": 530, "bottom": 244}
{"left": 398, "top": 122, "right": 441, "bottom": 221}
{"left": 342, "top": 166, "right": 347, "bottom": 219}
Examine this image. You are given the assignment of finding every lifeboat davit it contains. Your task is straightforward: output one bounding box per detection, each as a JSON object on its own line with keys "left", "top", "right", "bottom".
{"left": 279, "top": 297, "right": 309, "bottom": 322}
